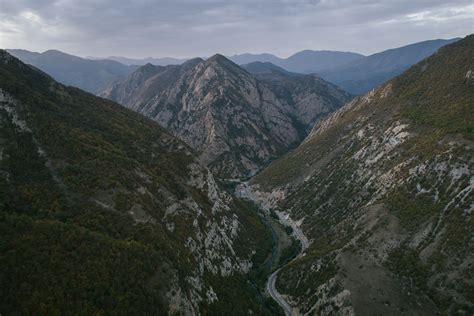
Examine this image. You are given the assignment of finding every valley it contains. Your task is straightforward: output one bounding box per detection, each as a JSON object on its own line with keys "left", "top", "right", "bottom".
{"left": 0, "top": 10, "right": 472, "bottom": 314}
{"left": 235, "top": 180, "right": 309, "bottom": 316}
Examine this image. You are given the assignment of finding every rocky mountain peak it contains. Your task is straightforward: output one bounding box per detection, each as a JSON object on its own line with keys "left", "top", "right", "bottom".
{"left": 180, "top": 57, "right": 204, "bottom": 69}
{"left": 102, "top": 53, "right": 351, "bottom": 178}
{"left": 135, "top": 62, "right": 164, "bottom": 76}
{"left": 203, "top": 53, "right": 245, "bottom": 75}
{"left": 207, "top": 53, "right": 230, "bottom": 63}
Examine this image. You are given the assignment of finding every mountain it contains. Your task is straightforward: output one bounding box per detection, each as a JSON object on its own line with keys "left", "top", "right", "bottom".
{"left": 229, "top": 50, "right": 364, "bottom": 74}
{"left": 241, "top": 61, "right": 292, "bottom": 74}
{"left": 280, "top": 50, "right": 364, "bottom": 73}
{"left": 242, "top": 61, "right": 352, "bottom": 130}
{"left": 230, "top": 39, "right": 459, "bottom": 95}
{"left": 248, "top": 35, "right": 473, "bottom": 314}
{"left": 6, "top": 49, "right": 138, "bottom": 93}
{"left": 101, "top": 55, "right": 351, "bottom": 178}
{"left": 0, "top": 50, "right": 274, "bottom": 314}
{"left": 319, "top": 38, "right": 460, "bottom": 95}
{"left": 228, "top": 53, "right": 283, "bottom": 65}
{"left": 88, "top": 55, "right": 188, "bottom": 66}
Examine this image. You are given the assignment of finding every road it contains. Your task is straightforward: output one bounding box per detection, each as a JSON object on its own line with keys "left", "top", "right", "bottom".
{"left": 265, "top": 213, "right": 308, "bottom": 316}
{"left": 266, "top": 269, "right": 293, "bottom": 315}
{"left": 233, "top": 180, "right": 308, "bottom": 315}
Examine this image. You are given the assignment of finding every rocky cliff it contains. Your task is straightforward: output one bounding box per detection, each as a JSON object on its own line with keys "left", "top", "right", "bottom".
{"left": 101, "top": 55, "right": 350, "bottom": 178}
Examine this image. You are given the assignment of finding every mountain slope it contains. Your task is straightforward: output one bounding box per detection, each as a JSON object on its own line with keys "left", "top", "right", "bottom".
{"left": 280, "top": 50, "right": 364, "bottom": 73}
{"left": 228, "top": 53, "right": 283, "bottom": 65}
{"left": 0, "top": 50, "right": 273, "bottom": 314}
{"left": 319, "top": 38, "right": 460, "bottom": 95}
{"left": 250, "top": 35, "right": 474, "bottom": 314}
{"left": 102, "top": 55, "right": 351, "bottom": 178}
{"left": 6, "top": 49, "right": 137, "bottom": 93}
{"left": 242, "top": 61, "right": 351, "bottom": 131}
{"left": 229, "top": 50, "right": 364, "bottom": 74}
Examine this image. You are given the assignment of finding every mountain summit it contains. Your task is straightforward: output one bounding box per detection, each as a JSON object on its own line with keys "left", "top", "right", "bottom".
{"left": 102, "top": 55, "right": 350, "bottom": 178}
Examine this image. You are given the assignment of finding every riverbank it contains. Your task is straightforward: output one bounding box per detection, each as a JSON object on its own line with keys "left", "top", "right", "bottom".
{"left": 232, "top": 180, "right": 310, "bottom": 315}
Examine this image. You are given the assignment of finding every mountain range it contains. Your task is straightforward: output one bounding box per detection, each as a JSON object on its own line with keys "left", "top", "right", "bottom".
{"left": 100, "top": 55, "right": 351, "bottom": 178}
{"left": 229, "top": 50, "right": 364, "bottom": 73}
{"left": 87, "top": 55, "right": 188, "bottom": 66}
{"left": 0, "top": 49, "right": 277, "bottom": 315}
{"left": 8, "top": 38, "right": 458, "bottom": 97}
{"left": 6, "top": 49, "right": 138, "bottom": 93}
{"left": 249, "top": 34, "right": 473, "bottom": 315}
{"left": 231, "top": 39, "right": 460, "bottom": 95}
{"left": 318, "top": 38, "right": 460, "bottom": 94}
{"left": 1, "top": 34, "right": 472, "bottom": 315}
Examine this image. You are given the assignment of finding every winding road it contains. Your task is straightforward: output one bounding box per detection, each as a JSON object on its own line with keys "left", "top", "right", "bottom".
{"left": 233, "top": 181, "right": 309, "bottom": 316}
{"left": 266, "top": 269, "right": 292, "bottom": 315}
{"left": 265, "top": 211, "right": 309, "bottom": 316}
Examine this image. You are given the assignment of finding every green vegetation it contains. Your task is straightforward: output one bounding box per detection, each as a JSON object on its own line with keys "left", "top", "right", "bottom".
{"left": 0, "top": 212, "right": 168, "bottom": 315}
{"left": 386, "top": 188, "right": 441, "bottom": 230}
{"left": 251, "top": 35, "right": 474, "bottom": 313}
{"left": 0, "top": 50, "right": 273, "bottom": 314}
{"left": 394, "top": 36, "right": 474, "bottom": 140}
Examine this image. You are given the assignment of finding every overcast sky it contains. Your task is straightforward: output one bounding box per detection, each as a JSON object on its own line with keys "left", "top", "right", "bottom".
{"left": 0, "top": 0, "right": 472, "bottom": 58}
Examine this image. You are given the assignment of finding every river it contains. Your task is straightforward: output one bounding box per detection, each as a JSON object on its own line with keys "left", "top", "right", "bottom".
{"left": 233, "top": 181, "right": 309, "bottom": 316}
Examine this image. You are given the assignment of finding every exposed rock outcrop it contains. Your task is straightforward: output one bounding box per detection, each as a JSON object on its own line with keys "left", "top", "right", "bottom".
{"left": 101, "top": 56, "right": 350, "bottom": 178}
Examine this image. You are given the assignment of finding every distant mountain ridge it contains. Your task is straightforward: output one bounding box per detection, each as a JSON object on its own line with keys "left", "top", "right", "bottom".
{"left": 241, "top": 61, "right": 295, "bottom": 75}
{"left": 8, "top": 37, "right": 457, "bottom": 97}
{"left": 87, "top": 55, "right": 189, "bottom": 66}
{"left": 91, "top": 50, "right": 364, "bottom": 72}
{"left": 229, "top": 50, "right": 364, "bottom": 73}
{"left": 228, "top": 53, "right": 284, "bottom": 65}
{"left": 7, "top": 49, "right": 138, "bottom": 93}
{"left": 101, "top": 55, "right": 351, "bottom": 178}
{"left": 279, "top": 50, "right": 365, "bottom": 73}
{"left": 318, "top": 38, "right": 460, "bottom": 94}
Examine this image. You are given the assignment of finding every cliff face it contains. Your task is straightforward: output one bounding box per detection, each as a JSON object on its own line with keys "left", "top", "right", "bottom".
{"left": 251, "top": 36, "right": 474, "bottom": 315}
{"left": 0, "top": 50, "right": 273, "bottom": 315}
{"left": 243, "top": 61, "right": 351, "bottom": 132}
{"left": 102, "top": 55, "right": 350, "bottom": 178}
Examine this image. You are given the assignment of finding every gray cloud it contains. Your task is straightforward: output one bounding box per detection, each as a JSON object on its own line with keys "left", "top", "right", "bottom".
{"left": 0, "top": 0, "right": 472, "bottom": 58}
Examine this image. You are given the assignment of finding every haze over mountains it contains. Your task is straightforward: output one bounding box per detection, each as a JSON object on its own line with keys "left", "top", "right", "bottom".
{"left": 87, "top": 55, "right": 188, "bottom": 66}
{"left": 8, "top": 37, "right": 458, "bottom": 98}
{"left": 318, "top": 38, "right": 460, "bottom": 94}
{"left": 229, "top": 50, "right": 364, "bottom": 74}
{"left": 6, "top": 49, "right": 138, "bottom": 94}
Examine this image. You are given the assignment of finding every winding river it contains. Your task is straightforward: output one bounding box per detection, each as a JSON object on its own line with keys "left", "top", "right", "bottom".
{"left": 234, "top": 181, "right": 309, "bottom": 316}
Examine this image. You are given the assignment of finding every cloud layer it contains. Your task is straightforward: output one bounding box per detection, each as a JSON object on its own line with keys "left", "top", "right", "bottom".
{"left": 0, "top": 0, "right": 472, "bottom": 58}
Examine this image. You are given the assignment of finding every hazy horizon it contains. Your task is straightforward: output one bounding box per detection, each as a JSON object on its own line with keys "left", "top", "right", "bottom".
{"left": 1, "top": 1, "right": 472, "bottom": 59}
